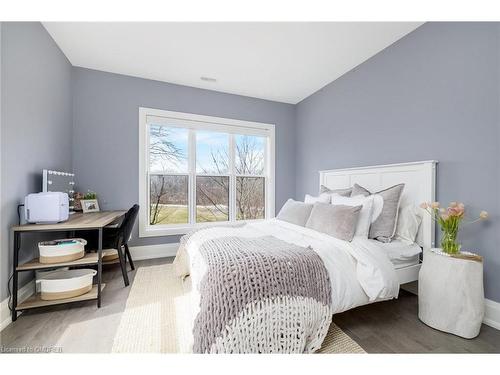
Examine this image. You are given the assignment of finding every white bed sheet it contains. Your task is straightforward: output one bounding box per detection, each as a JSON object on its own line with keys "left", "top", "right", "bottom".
{"left": 369, "top": 239, "right": 422, "bottom": 269}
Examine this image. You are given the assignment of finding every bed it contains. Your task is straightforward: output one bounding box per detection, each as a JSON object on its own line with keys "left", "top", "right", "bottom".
{"left": 173, "top": 160, "right": 437, "bottom": 353}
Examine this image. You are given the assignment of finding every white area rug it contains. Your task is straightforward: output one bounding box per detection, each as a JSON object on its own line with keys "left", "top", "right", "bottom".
{"left": 112, "top": 264, "right": 366, "bottom": 354}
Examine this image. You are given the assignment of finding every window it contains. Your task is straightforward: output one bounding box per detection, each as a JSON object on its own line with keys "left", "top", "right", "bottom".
{"left": 139, "top": 108, "right": 275, "bottom": 237}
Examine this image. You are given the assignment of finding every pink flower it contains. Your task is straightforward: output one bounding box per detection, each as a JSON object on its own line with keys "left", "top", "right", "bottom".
{"left": 449, "top": 202, "right": 458, "bottom": 208}
{"left": 479, "top": 211, "right": 489, "bottom": 220}
{"left": 447, "top": 206, "right": 464, "bottom": 217}
{"left": 430, "top": 202, "right": 440, "bottom": 209}
{"left": 420, "top": 202, "right": 429, "bottom": 209}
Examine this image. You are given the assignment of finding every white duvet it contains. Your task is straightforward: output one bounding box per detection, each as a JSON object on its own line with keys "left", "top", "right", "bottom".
{"left": 174, "top": 219, "right": 400, "bottom": 321}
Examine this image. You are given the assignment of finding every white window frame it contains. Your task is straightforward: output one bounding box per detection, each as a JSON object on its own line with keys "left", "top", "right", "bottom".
{"left": 139, "top": 107, "right": 275, "bottom": 237}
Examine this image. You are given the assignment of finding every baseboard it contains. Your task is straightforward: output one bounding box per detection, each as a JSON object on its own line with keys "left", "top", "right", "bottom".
{"left": 484, "top": 298, "right": 500, "bottom": 330}
{"left": 129, "top": 243, "right": 179, "bottom": 261}
{"left": 0, "top": 280, "right": 35, "bottom": 332}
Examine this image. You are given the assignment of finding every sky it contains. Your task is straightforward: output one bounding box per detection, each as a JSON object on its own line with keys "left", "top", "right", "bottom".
{"left": 149, "top": 125, "right": 265, "bottom": 175}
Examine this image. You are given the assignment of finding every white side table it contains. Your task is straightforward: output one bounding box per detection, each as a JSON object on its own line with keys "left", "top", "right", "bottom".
{"left": 418, "top": 248, "right": 485, "bottom": 339}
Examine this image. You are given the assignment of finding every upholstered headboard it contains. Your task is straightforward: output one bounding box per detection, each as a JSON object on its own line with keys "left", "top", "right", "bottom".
{"left": 319, "top": 161, "right": 437, "bottom": 250}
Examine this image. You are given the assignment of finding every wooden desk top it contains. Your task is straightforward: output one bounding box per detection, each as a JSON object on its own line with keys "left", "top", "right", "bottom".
{"left": 12, "top": 211, "right": 127, "bottom": 232}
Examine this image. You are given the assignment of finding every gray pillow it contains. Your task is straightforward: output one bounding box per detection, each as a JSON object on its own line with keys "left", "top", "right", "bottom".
{"left": 305, "top": 203, "right": 362, "bottom": 242}
{"left": 320, "top": 185, "right": 352, "bottom": 197}
{"left": 350, "top": 183, "right": 405, "bottom": 242}
{"left": 276, "top": 199, "right": 313, "bottom": 227}
{"left": 350, "top": 183, "right": 371, "bottom": 197}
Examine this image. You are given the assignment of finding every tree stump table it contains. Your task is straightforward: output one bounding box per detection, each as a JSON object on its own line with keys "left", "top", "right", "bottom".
{"left": 418, "top": 248, "right": 484, "bottom": 339}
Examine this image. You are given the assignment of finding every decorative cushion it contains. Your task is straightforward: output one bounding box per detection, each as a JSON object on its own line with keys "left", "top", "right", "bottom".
{"left": 350, "top": 183, "right": 405, "bottom": 242}
{"left": 276, "top": 199, "right": 314, "bottom": 227}
{"left": 331, "top": 194, "right": 374, "bottom": 238}
{"left": 305, "top": 203, "right": 362, "bottom": 242}
{"left": 320, "top": 185, "right": 352, "bottom": 197}
{"left": 350, "top": 183, "right": 371, "bottom": 197}
{"left": 304, "top": 193, "right": 331, "bottom": 204}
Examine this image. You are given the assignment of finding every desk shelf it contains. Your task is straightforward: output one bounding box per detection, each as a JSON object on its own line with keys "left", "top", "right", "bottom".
{"left": 16, "top": 284, "right": 106, "bottom": 311}
{"left": 17, "top": 253, "right": 99, "bottom": 271}
{"left": 103, "top": 258, "right": 120, "bottom": 266}
{"left": 10, "top": 210, "right": 126, "bottom": 322}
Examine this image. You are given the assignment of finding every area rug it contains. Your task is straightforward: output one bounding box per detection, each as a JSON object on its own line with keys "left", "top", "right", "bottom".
{"left": 112, "top": 264, "right": 366, "bottom": 354}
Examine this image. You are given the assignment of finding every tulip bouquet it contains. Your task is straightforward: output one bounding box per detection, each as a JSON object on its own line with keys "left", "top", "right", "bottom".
{"left": 420, "top": 201, "right": 488, "bottom": 254}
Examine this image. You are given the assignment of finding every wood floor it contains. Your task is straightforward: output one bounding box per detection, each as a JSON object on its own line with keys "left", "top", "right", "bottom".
{"left": 1, "top": 257, "right": 499, "bottom": 353}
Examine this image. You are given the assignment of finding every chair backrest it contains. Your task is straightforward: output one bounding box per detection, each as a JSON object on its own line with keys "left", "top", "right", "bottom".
{"left": 119, "top": 204, "right": 139, "bottom": 245}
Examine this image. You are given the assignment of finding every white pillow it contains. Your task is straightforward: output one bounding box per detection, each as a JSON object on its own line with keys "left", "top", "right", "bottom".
{"left": 370, "top": 194, "right": 384, "bottom": 222}
{"left": 276, "top": 199, "right": 314, "bottom": 227}
{"left": 395, "top": 205, "right": 423, "bottom": 244}
{"left": 331, "top": 194, "right": 374, "bottom": 238}
{"left": 304, "top": 193, "right": 331, "bottom": 204}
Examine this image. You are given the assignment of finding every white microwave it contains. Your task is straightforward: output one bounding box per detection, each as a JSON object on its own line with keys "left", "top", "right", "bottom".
{"left": 25, "top": 192, "right": 69, "bottom": 224}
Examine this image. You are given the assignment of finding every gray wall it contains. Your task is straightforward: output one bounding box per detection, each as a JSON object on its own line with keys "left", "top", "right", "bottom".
{"left": 295, "top": 22, "right": 500, "bottom": 302}
{"left": 72, "top": 67, "right": 296, "bottom": 247}
{"left": 0, "top": 22, "right": 73, "bottom": 299}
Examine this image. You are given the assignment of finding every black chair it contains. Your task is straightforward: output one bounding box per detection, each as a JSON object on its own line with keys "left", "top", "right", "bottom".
{"left": 103, "top": 204, "right": 139, "bottom": 286}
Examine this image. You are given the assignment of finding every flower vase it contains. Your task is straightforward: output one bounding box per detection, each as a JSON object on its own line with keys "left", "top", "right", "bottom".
{"left": 441, "top": 229, "right": 460, "bottom": 254}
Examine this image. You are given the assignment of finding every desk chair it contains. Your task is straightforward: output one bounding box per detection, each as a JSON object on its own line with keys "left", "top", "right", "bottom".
{"left": 103, "top": 204, "right": 139, "bottom": 286}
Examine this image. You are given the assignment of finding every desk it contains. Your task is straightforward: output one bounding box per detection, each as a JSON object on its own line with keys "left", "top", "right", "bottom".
{"left": 11, "top": 211, "right": 126, "bottom": 321}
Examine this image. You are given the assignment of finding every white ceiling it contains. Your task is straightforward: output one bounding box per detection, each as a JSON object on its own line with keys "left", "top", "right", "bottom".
{"left": 43, "top": 22, "right": 423, "bottom": 104}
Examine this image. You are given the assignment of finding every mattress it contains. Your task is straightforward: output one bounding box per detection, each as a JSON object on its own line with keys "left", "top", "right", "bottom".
{"left": 369, "top": 239, "right": 422, "bottom": 269}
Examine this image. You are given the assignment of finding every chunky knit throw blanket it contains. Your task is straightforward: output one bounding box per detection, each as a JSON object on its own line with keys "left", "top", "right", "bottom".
{"left": 189, "top": 234, "right": 332, "bottom": 353}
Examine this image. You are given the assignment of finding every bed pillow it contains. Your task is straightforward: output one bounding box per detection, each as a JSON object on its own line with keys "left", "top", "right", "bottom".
{"left": 350, "top": 183, "right": 405, "bottom": 242}
{"left": 276, "top": 199, "right": 314, "bottom": 227}
{"left": 331, "top": 194, "right": 374, "bottom": 238}
{"left": 350, "top": 183, "right": 371, "bottom": 197}
{"left": 395, "top": 205, "right": 423, "bottom": 244}
{"left": 305, "top": 203, "right": 362, "bottom": 241}
{"left": 304, "top": 193, "right": 331, "bottom": 204}
{"left": 320, "top": 185, "right": 352, "bottom": 197}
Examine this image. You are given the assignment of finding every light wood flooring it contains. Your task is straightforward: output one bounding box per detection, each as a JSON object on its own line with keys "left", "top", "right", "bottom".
{"left": 1, "top": 257, "right": 499, "bottom": 353}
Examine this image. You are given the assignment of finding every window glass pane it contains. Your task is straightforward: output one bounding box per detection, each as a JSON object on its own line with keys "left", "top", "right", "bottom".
{"left": 235, "top": 135, "right": 265, "bottom": 175}
{"left": 149, "top": 175, "right": 188, "bottom": 225}
{"left": 149, "top": 125, "right": 188, "bottom": 173}
{"left": 196, "top": 131, "right": 229, "bottom": 174}
{"left": 236, "top": 177, "right": 265, "bottom": 220}
{"left": 196, "top": 176, "right": 229, "bottom": 222}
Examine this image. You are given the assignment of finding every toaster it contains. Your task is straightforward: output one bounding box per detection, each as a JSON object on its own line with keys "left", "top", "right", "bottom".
{"left": 24, "top": 192, "right": 69, "bottom": 224}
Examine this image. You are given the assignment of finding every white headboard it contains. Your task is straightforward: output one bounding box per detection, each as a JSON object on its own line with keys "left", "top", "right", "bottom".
{"left": 319, "top": 160, "right": 437, "bottom": 250}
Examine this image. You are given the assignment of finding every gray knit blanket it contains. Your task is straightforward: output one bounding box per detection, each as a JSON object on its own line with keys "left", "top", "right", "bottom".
{"left": 185, "top": 233, "right": 332, "bottom": 353}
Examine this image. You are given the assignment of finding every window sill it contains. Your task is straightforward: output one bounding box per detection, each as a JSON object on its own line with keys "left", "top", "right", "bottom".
{"left": 139, "top": 218, "right": 270, "bottom": 238}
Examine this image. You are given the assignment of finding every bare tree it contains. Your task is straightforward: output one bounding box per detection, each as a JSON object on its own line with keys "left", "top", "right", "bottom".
{"left": 150, "top": 176, "right": 164, "bottom": 224}
{"left": 197, "top": 135, "right": 265, "bottom": 221}
{"left": 149, "top": 126, "right": 186, "bottom": 225}
{"left": 149, "top": 126, "right": 185, "bottom": 167}
{"left": 196, "top": 147, "right": 230, "bottom": 222}
{"left": 234, "top": 136, "right": 265, "bottom": 220}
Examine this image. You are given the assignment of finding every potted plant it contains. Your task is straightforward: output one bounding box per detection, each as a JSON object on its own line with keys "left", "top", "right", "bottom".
{"left": 84, "top": 191, "right": 97, "bottom": 200}
{"left": 418, "top": 201, "right": 488, "bottom": 338}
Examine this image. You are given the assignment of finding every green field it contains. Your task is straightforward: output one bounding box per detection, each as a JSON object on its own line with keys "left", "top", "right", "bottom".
{"left": 150, "top": 204, "right": 228, "bottom": 225}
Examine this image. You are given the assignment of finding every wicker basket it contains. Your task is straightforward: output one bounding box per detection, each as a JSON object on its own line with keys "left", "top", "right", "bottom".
{"left": 38, "top": 238, "right": 87, "bottom": 264}
{"left": 36, "top": 269, "right": 96, "bottom": 301}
